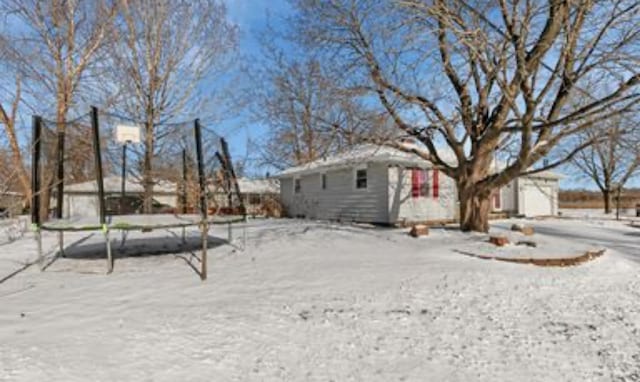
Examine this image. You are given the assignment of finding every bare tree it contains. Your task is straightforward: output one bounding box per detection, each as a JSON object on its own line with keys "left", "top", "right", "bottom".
{"left": 289, "top": 0, "right": 640, "bottom": 231}
{"left": 0, "top": 76, "right": 30, "bottom": 201}
{"left": 109, "top": 0, "right": 237, "bottom": 213}
{"left": 571, "top": 113, "right": 640, "bottom": 213}
{"left": 251, "top": 48, "right": 392, "bottom": 170}
{"left": 0, "top": 0, "right": 117, "bottom": 219}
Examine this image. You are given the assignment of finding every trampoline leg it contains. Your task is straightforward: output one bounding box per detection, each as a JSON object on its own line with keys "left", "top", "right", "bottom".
{"left": 36, "top": 229, "right": 43, "bottom": 271}
{"left": 181, "top": 226, "right": 186, "bottom": 245}
{"left": 201, "top": 223, "right": 208, "bottom": 281}
{"left": 227, "top": 222, "right": 232, "bottom": 243}
{"left": 58, "top": 231, "right": 65, "bottom": 258}
{"left": 243, "top": 223, "right": 247, "bottom": 250}
{"left": 105, "top": 230, "right": 113, "bottom": 274}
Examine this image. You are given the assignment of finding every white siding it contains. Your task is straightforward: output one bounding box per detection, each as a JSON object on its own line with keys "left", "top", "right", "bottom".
{"left": 501, "top": 179, "right": 518, "bottom": 213}
{"left": 517, "top": 177, "right": 559, "bottom": 216}
{"left": 388, "top": 166, "right": 457, "bottom": 224}
{"left": 65, "top": 194, "right": 100, "bottom": 218}
{"left": 279, "top": 164, "right": 389, "bottom": 223}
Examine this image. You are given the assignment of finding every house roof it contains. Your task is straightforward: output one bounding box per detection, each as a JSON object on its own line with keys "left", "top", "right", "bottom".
{"left": 275, "top": 144, "right": 562, "bottom": 180}
{"left": 275, "top": 144, "right": 439, "bottom": 178}
{"left": 65, "top": 176, "right": 178, "bottom": 194}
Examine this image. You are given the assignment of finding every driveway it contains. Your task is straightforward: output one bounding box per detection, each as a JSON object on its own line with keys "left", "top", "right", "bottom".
{"left": 493, "top": 218, "right": 640, "bottom": 263}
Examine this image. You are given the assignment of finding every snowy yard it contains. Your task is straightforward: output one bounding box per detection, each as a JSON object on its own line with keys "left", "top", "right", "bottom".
{"left": 1, "top": 216, "right": 639, "bottom": 381}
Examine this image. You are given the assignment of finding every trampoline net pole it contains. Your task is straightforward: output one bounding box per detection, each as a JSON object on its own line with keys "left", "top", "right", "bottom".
{"left": 55, "top": 130, "right": 65, "bottom": 219}
{"left": 31, "top": 116, "right": 41, "bottom": 227}
{"left": 182, "top": 149, "right": 188, "bottom": 214}
{"left": 90, "top": 106, "right": 107, "bottom": 226}
{"left": 194, "top": 118, "right": 208, "bottom": 280}
{"left": 220, "top": 137, "right": 246, "bottom": 218}
{"left": 91, "top": 106, "right": 111, "bottom": 273}
{"left": 55, "top": 129, "right": 65, "bottom": 258}
{"left": 32, "top": 116, "right": 43, "bottom": 268}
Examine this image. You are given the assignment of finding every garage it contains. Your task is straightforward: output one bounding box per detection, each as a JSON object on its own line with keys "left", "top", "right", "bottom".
{"left": 517, "top": 174, "right": 560, "bottom": 217}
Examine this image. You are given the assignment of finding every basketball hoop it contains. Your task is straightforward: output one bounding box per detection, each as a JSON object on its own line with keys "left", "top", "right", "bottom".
{"left": 115, "top": 124, "right": 141, "bottom": 144}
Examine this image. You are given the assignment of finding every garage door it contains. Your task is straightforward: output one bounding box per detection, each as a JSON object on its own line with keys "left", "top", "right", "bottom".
{"left": 522, "top": 183, "right": 554, "bottom": 217}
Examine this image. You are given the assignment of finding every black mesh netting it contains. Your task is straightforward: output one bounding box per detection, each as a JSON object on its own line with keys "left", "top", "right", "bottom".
{"left": 33, "top": 109, "right": 244, "bottom": 222}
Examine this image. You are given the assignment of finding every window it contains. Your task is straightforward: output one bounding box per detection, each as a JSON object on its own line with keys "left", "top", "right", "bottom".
{"left": 355, "top": 169, "right": 367, "bottom": 189}
{"left": 294, "top": 178, "right": 301, "bottom": 193}
{"left": 492, "top": 190, "right": 501, "bottom": 210}
{"left": 432, "top": 169, "right": 439, "bottom": 198}
{"left": 411, "top": 169, "right": 430, "bottom": 197}
{"left": 321, "top": 173, "right": 327, "bottom": 190}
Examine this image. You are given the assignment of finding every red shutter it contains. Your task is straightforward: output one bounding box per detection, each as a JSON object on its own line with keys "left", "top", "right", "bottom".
{"left": 493, "top": 190, "right": 501, "bottom": 209}
{"left": 422, "top": 169, "right": 429, "bottom": 197}
{"left": 432, "top": 169, "right": 439, "bottom": 198}
{"left": 411, "top": 168, "right": 420, "bottom": 198}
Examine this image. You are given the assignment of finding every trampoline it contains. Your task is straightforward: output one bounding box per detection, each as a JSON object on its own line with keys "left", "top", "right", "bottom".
{"left": 30, "top": 107, "right": 247, "bottom": 280}
{"left": 40, "top": 214, "right": 245, "bottom": 232}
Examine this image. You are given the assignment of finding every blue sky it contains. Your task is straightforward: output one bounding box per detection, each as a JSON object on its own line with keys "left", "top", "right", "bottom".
{"left": 220, "top": 1, "right": 638, "bottom": 190}
{"left": 219, "top": 0, "right": 292, "bottom": 177}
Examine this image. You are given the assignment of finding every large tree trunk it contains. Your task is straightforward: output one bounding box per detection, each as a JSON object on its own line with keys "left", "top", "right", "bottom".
{"left": 3, "top": 119, "right": 31, "bottom": 202}
{"left": 458, "top": 183, "right": 492, "bottom": 233}
{"left": 602, "top": 188, "right": 612, "bottom": 214}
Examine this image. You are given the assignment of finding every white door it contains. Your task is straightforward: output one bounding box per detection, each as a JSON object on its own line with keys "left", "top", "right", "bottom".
{"left": 522, "top": 182, "right": 554, "bottom": 217}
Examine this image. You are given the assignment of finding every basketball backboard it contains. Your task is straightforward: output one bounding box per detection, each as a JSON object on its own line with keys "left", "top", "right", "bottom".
{"left": 115, "top": 124, "right": 141, "bottom": 144}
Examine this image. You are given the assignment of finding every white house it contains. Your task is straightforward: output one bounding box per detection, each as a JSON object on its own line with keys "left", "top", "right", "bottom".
{"left": 275, "top": 144, "right": 560, "bottom": 225}
{"left": 62, "top": 176, "right": 178, "bottom": 218}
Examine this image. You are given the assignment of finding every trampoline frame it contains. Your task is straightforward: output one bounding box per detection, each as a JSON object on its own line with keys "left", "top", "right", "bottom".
{"left": 31, "top": 107, "right": 246, "bottom": 280}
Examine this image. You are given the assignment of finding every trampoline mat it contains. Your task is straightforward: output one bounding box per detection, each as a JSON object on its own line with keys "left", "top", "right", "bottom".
{"left": 40, "top": 214, "right": 245, "bottom": 232}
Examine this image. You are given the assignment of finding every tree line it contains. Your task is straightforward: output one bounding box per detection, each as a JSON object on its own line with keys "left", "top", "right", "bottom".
{"left": 0, "top": 0, "right": 237, "bottom": 217}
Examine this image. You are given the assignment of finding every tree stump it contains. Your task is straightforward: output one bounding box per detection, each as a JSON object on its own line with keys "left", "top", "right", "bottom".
{"left": 511, "top": 223, "right": 534, "bottom": 236}
{"left": 409, "top": 224, "right": 429, "bottom": 237}
{"left": 521, "top": 226, "right": 535, "bottom": 236}
{"left": 489, "top": 236, "right": 509, "bottom": 246}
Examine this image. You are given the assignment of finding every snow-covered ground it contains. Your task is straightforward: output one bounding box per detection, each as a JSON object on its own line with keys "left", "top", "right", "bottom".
{"left": 1, "top": 217, "right": 639, "bottom": 381}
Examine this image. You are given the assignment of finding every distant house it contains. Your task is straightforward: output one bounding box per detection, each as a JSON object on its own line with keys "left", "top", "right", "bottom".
{"left": 275, "top": 144, "right": 560, "bottom": 225}
{"left": 62, "top": 176, "right": 178, "bottom": 218}
{"left": 0, "top": 191, "right": 25, "bottom": 217}
{"left": 210, "top": 177, "right": 279, "bottom": 216}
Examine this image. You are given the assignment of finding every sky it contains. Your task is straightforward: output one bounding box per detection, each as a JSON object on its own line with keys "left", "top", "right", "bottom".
{"left": 219, "top": 1, "right": 639, "bottom": 190}
{"left": 220, "top": 0, "right": 292, "bottom": 178}
{"left": 3, "top": 1, "right": 634, "bottom": 190}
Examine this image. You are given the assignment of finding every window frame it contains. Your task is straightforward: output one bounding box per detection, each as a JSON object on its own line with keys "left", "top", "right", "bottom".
{"left": 293, "top": 177, "right": 301, "bottom": 194}
{"left": 354, "top": 167, "right": 368, "bottom": 190}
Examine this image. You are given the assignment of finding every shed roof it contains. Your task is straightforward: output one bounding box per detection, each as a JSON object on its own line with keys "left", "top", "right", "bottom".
{"left": 236, "top": 178, "right": 279, "bottom": 194}
{"left": 65, "top": 176, "right": 177, "bottom": 194}
{"left": 275, "top": 144, "right": 438, "bottom": 178}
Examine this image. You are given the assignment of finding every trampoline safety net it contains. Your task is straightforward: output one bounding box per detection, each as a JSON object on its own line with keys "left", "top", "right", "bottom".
{"left": 31, "top": 107, "right": 246, "bottom": 230}
{"left": 30, "top": 107, "right": 246, "bottom": 280}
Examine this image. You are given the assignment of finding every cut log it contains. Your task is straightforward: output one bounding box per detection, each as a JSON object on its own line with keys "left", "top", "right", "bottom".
{"left": 511, "top": 223, "right": 534, "bottom": 236}
{"left": 409, "top": 224, "right": 429, "bottom": 238}
{"left": 489, "top": 236, "right": 509, "bottom": 246}
{"left": 521, "top": 226, "right": 535, "bottom": 236}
